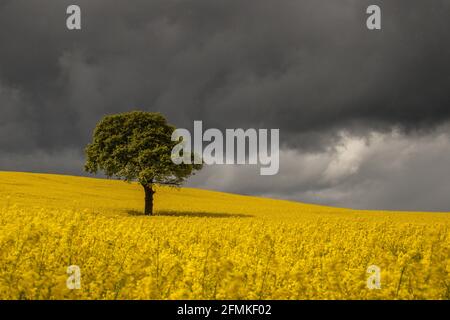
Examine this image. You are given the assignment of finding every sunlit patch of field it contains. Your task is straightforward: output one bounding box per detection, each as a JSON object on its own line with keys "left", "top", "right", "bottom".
{"left": 0, "top": 171, "right": 448, "bottom": 299}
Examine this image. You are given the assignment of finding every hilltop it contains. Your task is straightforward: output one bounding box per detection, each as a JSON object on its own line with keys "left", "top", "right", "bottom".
{"left": 1, "top": 171, "right": 446, "bottom": 221}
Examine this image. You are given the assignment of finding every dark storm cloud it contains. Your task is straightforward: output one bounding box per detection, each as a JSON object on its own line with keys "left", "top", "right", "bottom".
{"left": 1, "top": 0, "right": 450, "bottom": 209}
{"left": 2, "top": 0, "right": 450, "bottom": 150}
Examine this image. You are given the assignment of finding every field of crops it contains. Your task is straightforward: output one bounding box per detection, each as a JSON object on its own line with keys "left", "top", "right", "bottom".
{"left": 0, "top": 171, "right": 448, "bottom": 299}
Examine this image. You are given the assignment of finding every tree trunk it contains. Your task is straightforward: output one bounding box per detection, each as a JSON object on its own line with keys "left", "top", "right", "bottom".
{"left": 143, "top": 184, "right": 154, "bottom": 216}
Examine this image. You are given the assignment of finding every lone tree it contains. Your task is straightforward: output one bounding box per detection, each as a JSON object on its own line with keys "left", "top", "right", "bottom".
{"left": 84, "top": 111, "right": 202, "bottom": 215}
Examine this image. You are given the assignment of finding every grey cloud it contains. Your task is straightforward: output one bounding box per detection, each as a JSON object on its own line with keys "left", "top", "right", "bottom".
{"left": 0, "top": 148, "right": 84, "bottom": 176}
{"left": 189, "top": 125, "right": 450, "bottom": 211}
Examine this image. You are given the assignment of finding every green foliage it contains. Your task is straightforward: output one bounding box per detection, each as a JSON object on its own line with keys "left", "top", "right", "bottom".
{"left": 85, "top": 111, "right": 202, "bottom": 187}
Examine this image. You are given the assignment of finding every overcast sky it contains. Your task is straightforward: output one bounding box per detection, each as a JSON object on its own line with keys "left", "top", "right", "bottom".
{"left": 1, "top": 0, "right": 450, "bottom": 211}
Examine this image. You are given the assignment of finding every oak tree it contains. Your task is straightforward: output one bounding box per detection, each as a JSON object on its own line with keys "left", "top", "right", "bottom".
{"left": 84, "top": 111, "right": 201, "bottom": 215}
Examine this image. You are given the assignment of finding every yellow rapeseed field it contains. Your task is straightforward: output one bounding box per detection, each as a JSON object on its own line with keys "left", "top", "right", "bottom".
{"left": 0, "top": 171, "right": 448, "bottom": 300}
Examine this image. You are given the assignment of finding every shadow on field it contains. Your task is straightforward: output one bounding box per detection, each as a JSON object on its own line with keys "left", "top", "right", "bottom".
{"left": 127, "top": 210, "right": 253, "bottom": 218}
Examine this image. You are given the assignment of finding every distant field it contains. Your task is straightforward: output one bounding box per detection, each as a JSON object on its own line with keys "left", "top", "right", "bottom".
{"left": 0, "top": 171, "right": 448, "bottom": 299}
